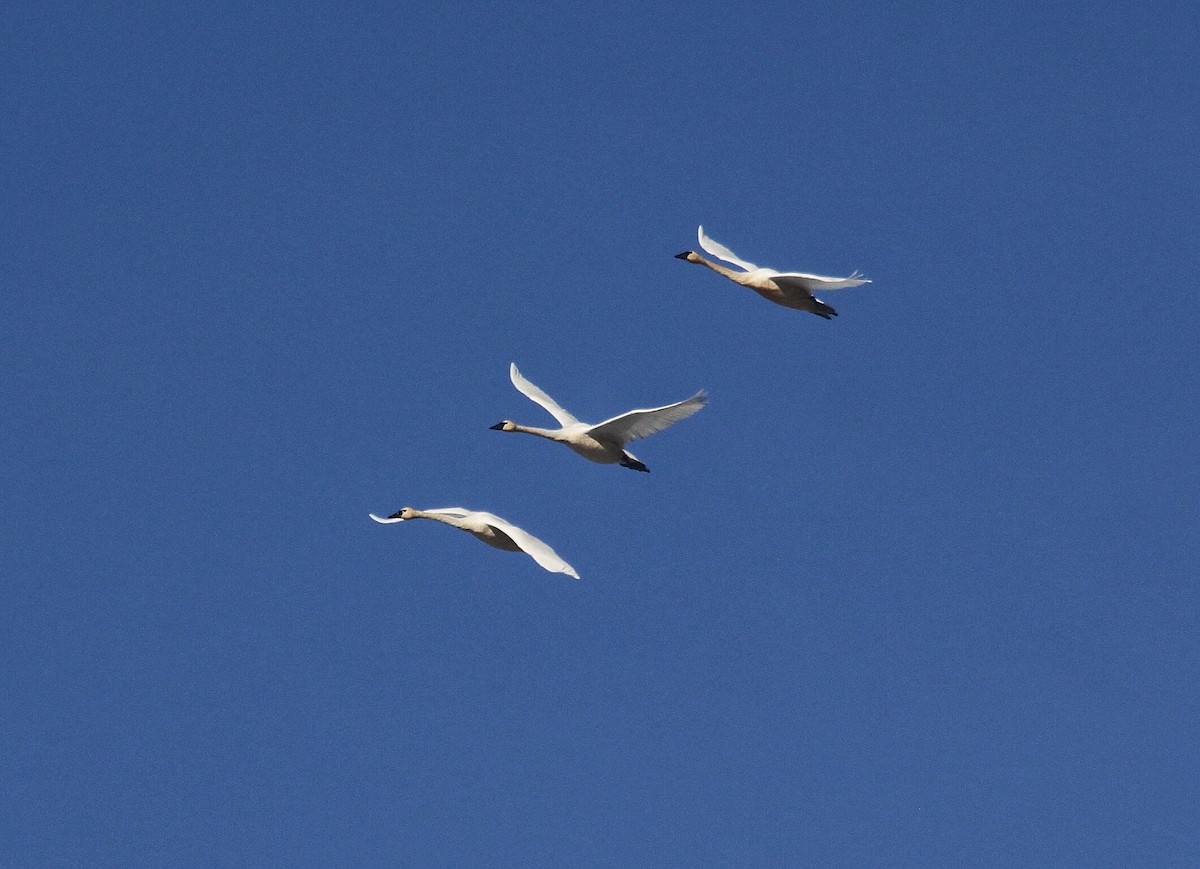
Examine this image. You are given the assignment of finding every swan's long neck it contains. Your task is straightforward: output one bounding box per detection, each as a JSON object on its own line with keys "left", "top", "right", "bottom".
{"left": 694, "top": 254, "right": 752, "bottom": 284}
{"left": 508, "top": 423, "right": 566, "bottom": 441}
{"left": 411, "top": 510, "right": 469, "bottom": 531}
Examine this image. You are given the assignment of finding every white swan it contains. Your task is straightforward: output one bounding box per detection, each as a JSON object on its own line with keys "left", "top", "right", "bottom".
{"left": 490, "top": 363, "right": 707, "bottom": 472}
{"left": 370, "top": 507, "right": 580, "bottom": 579}
{"left": 675, "top": 225, "right": 869, "bottom": 319}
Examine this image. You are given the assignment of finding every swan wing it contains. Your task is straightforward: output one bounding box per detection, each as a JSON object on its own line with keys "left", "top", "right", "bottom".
{"left": 588, "top": 390, "right": 708, "bottom": 445}
{"left": 509, "top": 363, "right": 579, "bottom": 426}
{"left": 771, "top": 271, "right": 871, "bottom": 292}
{"left": 697, "top": 226, "right": 759, "bottom": 272}
{"left": 474, "top": 512, "right": 580, "bottom": 579}
{"left": 369, "top": 513, "right": 403, "bottom": 524}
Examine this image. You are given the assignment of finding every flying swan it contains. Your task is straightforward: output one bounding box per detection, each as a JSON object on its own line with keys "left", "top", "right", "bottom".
{"left": 490, "top": 363, "right": 707, "bottom": 472}
{"left": 675, "top": 225, "right": 869, "bottom": 319}
{"left": 369, "top": 507, "right": 580, "bottom": 579}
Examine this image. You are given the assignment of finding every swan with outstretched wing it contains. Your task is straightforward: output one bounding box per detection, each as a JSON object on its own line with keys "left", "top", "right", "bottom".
{"left": 491, "top": 363, "right": 706, "bottom": 473}
{"left": 369, "top": 506, "right": 579, "bottom": 578}
{"left": 676, "top": 225, "right": 870, "bottom": 318}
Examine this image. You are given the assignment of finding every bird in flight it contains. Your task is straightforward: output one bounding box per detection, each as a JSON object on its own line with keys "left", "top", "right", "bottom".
{"left": 370, "top": 506, "right": 579, "bottom": 579}
{"left": 676, "top": 225, "right": 869, "bottom": 319}
{"left": 490, "top": 363, "right": 706, "bottom": 472}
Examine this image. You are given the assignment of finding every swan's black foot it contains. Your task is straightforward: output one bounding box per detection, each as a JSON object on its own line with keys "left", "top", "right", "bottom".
{"left": 620, "top": 456, "right": 650, "bottom": 472}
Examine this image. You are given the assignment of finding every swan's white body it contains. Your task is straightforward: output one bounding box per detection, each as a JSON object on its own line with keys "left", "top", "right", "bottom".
{"left": 491, "top": 363, "right": 707, "bottom": 472}
{"left": 370, "top": 507, "right": 579, "bottom": 579}
{"left": 676, "top": 226, "right": 869, "bottom": 319}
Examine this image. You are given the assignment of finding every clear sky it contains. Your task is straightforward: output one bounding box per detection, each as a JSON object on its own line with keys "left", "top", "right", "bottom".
{"left": 4, "top": 2, "right": 1198, "bottom": 865}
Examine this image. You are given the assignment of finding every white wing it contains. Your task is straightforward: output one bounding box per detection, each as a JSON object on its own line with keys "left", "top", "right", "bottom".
{"left": 771, "top": 271, "right": 871, "bottom": 292}
{"left": 509, "top": 363, "right": 579, "bottom": 427}
{"left": 587, "top": 390, "right": 708, "bottom": 445}
{"left": 698, "top": 226, "right": 759, "bottom": 272}
{"left": 473, "top": 511, "right": 580, "bottom": 579}
{"left": 369, "top": 513, "right": 403, "bottom": 524}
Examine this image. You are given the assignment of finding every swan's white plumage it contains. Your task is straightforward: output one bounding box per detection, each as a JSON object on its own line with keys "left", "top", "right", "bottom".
{"left": 494, "top": 363, "right": 706, "bottom": 471}
{"left": 370, "top": 507, "right": 579, "bottom": 579}
{"left": 679, "top": 226, "right": 869, "bottom": 319}
{"left": 465, "top": 510, "right": 578, "bottom": 578}
{"left": 697, "top": 225, "right": 870, "bottom": 290}
{"left": 588, "top": 396, "right": 710, "bottom": 443}
{"left": 509, "top": 364, "right": 580, "bottom": 427}
{"left": 698, "top": 225, "right": 759, "bottom": 272}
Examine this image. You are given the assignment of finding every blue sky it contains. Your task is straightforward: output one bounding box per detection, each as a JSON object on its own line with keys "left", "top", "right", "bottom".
{"left": 4, "top": 2, "right": 1198, "bottom": 865}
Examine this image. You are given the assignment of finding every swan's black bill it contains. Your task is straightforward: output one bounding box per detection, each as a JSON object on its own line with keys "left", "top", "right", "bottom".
{"left": 674, "top": 251, "right": 693, "bottom": 260}
{"left": 489, "top": 422, "right": 506, "bottom": 430}
{"left": 387, "top": 510, "right": 405, "bottom": 519}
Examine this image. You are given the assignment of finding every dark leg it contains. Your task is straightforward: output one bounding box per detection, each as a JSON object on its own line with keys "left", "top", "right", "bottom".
{"left": 620, "top": 454, "right": 650, "bottom": 472}
{"left": 811, "top": 301, "right": 837, "bottom": 319}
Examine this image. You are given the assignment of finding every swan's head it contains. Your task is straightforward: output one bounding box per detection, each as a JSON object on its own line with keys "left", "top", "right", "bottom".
{"left": 490, "top": 420, "right": 517, "bottom": 432}
{"left": 390, "top": 507, "right": 418, "bottom": 520}
{"left": 675, "top": 250, "right": 700, "bottom": 262}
